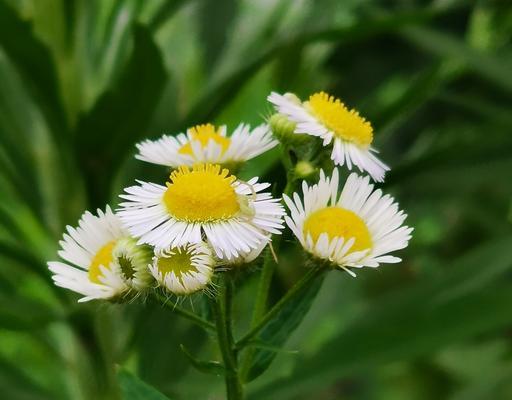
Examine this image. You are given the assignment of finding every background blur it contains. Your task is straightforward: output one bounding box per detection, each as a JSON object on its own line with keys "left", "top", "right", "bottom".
{"left": 1, "top": 0, "right": 512, "bottom": 399}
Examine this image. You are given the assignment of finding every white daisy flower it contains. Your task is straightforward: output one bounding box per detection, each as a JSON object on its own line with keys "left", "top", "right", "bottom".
{"left": 47, "top": 206, "right": 153, "bottom": 302}
{"left": 284, "top": 169, "right": 412, "bottom": 275}
{"left": 135, "top": 123, "right": 277, "bottom": 169}
{"left": 150, "top": 242, "right": 214, "bottom": 295}
{"left": 268, "top": 91, "right": 390, "bottom": 182}
{"left": 118, "top": 164, "right": 285, "bottom": 259}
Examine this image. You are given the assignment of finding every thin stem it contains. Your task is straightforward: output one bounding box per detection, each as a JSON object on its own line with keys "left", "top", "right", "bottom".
{"left": 281, "top": 147, "right": 296, "bottom": 197}
{"left": 236, "top": 267, "right": 325, "bottom": 350}
{"left": 211, "top": 274, "right": 244, "bottom": 400}
{"left": 239, "top": 239, "right": 281, "bottom": 380}
{"left": 155, "top": 293, "right": 215, "bottom": 332}
{"left": 239, "top": 148, "right": 297, "bottom": 380}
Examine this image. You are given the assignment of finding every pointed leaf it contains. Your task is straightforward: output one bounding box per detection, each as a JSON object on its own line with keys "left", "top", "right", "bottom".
{"left": 118, "top": 369, "right": 171, "bottom": 400}
{"left": 180, "top": 344, "right": 225, "bottom": 376}
{"left": 246, "top": 271, "right": 325, "bottom": 381}
{"left": 250, "top": 236, "right": 512, "bottom": 399}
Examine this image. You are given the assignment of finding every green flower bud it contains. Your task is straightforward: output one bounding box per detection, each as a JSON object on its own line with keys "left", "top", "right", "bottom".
{"left": 269, "top": 113, "right": 309, "bottom": 145}
{"left": 113, "top": 237, "right": 153, "bottom": 292}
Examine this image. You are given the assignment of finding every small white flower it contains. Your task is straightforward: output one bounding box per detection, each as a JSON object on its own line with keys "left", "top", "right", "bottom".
{"left": 118, "top": 164, "right": 285, "bottom": 259}
{"left": 150, "top": 242, "right": 214, "bottom": 295}
{"left": 268, "top": 91, "right": 389, "bottom": 182}
{"left": 284, "top": 170, "right": 412, "bottom": 275}
{"left": 135, "top": 123, "right": 277, "bottom": 169}
{"left": 47, "top": 206, "right": 152, "bottom": 302}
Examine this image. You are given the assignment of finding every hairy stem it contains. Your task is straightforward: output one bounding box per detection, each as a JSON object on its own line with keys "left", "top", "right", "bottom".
{"left": 212, "top": 274, "right": 244, "bottom": 400}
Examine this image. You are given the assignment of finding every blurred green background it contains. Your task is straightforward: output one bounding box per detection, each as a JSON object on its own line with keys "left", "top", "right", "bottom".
{"left": 1, "top": 0, "right": 512, "bottom": 399}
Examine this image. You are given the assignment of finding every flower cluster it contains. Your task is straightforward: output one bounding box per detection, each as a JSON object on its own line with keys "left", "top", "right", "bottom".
{"left": 48, "top": 91, "right": 412, "bottom": 302}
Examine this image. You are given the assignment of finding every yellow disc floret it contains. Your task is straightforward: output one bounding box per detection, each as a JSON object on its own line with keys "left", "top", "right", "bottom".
{"left": 89, "top": 240, "right": 116, "bottom": 283}
{"left": 179, "top": 124, "right": 231, "bottom": 155}
{"left": 157, "top": 249, "right": 194, "bottom": 279}
{"left": 303, "top": 207, "right": 372, "bottom": 253}
{"left": 307, "top": 92, "right": 373, "bottom": 147}
{"left": 163, "top": 164, "right": 240, "bottom": 222}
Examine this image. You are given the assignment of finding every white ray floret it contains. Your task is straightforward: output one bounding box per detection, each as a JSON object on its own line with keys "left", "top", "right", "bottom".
{"left": 150, "top": 242, "right": 214, "bottom": 295}
{"left": 47, "top": 206, "right": 152, "bottom": 302}
{"left": 135, "top": 123, "right": 277, "bottom": 168}
{"left": 268, "top": 91, "right": 389, "bottom": 182}
{"left": 284, "top": 169, "right": 412, "bottom": 275}
{"left": 118, "top": 164, "right": 285, "bottom": 259}
{"left": 219, "top": 235, "right": 271, "bottom": 266}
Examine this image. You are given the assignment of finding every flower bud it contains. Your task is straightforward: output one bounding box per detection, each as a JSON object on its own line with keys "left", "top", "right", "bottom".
{"left": 269, "top": 113, "right": 309, "bottom": 145}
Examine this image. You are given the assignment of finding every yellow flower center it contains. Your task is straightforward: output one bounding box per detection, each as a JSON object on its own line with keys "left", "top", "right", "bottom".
{"left": 307, "top": 92, "right": 373, "bottom": 147}
{"left": 163, "top": 164, "right": 240, "bottom": 222}
{"left": 179, "top": 124, "right": 231, "bottom": 156}
{"left": 156, "top": 249, "right": 195, "bottom": 278}
{"left": 303, "top": 207, "right": 372, "bottom": 253}
{"left": 88, "top": 240, "right": 116, "bottom": 283}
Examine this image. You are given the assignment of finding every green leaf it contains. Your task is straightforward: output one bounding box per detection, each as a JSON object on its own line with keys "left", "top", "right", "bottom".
{"left": 0, "top": 240, "right": 50, "bottom": 282}
{"left": 0, "top": 1, "right": 68, "bottom": 142}
{"left": 0, "top": 44, "right": 83, "bottom": 235}
{"left": 118, "top": 369, "right": 171, "bottom": 400}
{"left": 244, "top": 340, "right": 298, "bottom": 354}
{"left": 0, "top": 292, "right": 58, "bottom": 331}
{"left": 246, "top": 270, "right": 325, "bottom": 382}
{"left": 386, "top": 134, "right": 512, "bottom": 187}
{"left": 401, "top": 26, "right": 512, "bottom": 95}
{"left": 74, "top": 24, "right": 166, "bottom": 207}
{"left": 146, "top": 0, "right": 188, "bottom": 32}
{"left": 180, "top": 344, "right": 225, "bottom": 376}
{"left": 250, "top": 236, "right": 512, "bottom": 399}
{"left": 136, "top": 305, "right": 208, "bottom": 389}
{"left": 197, "top": 0, "right": 237, "bottom": 70}
{"left": 0, "top": 355, "right": 53, "bottom": 400}
{"left": 181, "top": 6, "right": 450, "bottom": 128}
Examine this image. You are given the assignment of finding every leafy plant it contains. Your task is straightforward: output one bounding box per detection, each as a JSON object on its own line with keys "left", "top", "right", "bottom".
{"left": 0, "top": 1, "right": 511, "bottom": 399}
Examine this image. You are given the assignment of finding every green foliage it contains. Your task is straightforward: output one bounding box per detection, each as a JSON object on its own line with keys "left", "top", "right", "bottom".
{"left": 251, "top": 236, "right": 512, "bottom": 399}
{"left": 245, "top": 268, "right": 326, "bottom": 382}
{"left": 0, "top": 0, "right": 511, "bottom": 399}
{"left": 75, "top": 23, "right": 166, "bottom": 207}
{"left": 118, "top": 369, "right": 171, "bottom": 400}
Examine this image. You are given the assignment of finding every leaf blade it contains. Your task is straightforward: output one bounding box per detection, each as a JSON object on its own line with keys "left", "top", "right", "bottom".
{"left": 118, "top": 369, "right": 171, "bottom": 400}
{"left": 250, "top": 236, "right": 512, "bottom": 398}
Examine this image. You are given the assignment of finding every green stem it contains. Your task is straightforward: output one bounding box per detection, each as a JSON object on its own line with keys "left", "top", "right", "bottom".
{"left": 236, "top": 267, "right": 325, "bottom": 350}
{"left": 281, "top": 147, "right": 296, "bottom": 197}
{"left": 239, "top": 149, "right": 297, "bottom": 380}
{"left": 155, "top": 293, "right": 215, "bottom": 332}
{"left": 239, "top": 241, "right": 280, "bottom": 380}
{"left": 211, "top": 274, "right": 244, "bottom": 400}
{"left": 240, "top": 235, "right": 287, "bottom": 380}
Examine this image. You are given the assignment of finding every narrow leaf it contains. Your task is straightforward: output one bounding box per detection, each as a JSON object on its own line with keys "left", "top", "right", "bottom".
{"left": 246, "top": 271, "right": 325, "bottom": 381}
{"left": 118, "top": 369, "right": 171, "bottom": 400}
{"left": 250, "top": 236, "right": 512, "bottom": 399}
{"left": 0, "top": 1, "right": 68, "bottom": 142}
{"left": 180, "top": 344, "right": 225, "bottom": 376}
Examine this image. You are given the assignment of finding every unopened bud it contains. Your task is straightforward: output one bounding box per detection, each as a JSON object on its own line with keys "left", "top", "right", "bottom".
{"left": 269, "top": 113, "right": 308, "bottom": 145}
